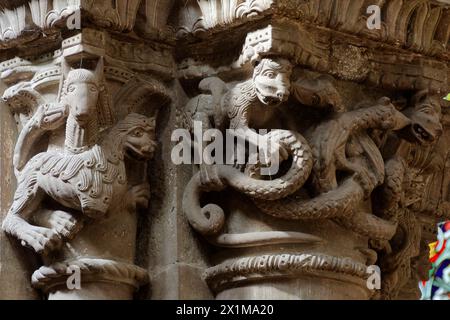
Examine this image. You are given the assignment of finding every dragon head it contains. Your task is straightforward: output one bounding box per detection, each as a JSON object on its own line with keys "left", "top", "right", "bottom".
{"left": 252, "top": 57, "right": 292, "bottom": 107}
{"left": 399, "top": 90, "right": 443, "bottom": 145}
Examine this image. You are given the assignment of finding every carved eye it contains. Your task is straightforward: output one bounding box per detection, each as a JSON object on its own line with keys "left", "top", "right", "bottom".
{"left": 132, "top": 129, "right": 144, "bottom": 137}
{"left": 264, "top": 71, "right": 276, "bottom": 79}
{"left": 68, "top": 85, "right": 75, "bottom": 92}
{"left": 89, "top": 85, "right": 98, "bottom": 93}
{"left": 420, "top": 105, "right": 434, "bottom": 115}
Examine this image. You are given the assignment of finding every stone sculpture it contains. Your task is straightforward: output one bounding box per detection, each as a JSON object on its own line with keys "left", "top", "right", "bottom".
{"left": 183, "top": 56, "right": 316, "bottom": 237}
{"left": 0, "top": 0, "right": 448, "bottom": 301}
{"left": 374, "top": 91, "right": 444, "bottom": 299}
{"left": 182, "top": 44, "right": 418, "bottom": 298}
{"left": 2, "top": 62, "right": 156, "bottom": 299}
{"left": 30, "top": 113, "right": 156, "bottom": 299}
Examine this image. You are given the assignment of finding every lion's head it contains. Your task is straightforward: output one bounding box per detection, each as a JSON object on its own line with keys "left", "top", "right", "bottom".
{"left": 252, "top": 57, "right": 292, "bottom": 107}
{"left": 399, "top": 90, "right": 443, "bottom": 145}
{"left": 113, "top": 113, "right": 157, "bottom": 161}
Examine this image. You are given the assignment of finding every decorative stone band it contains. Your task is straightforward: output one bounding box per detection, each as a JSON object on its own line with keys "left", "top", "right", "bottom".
{"left": 31, "top": 258, "right": 149, "bottom": 293}
{"left": 204, "top": 253, "right": 369, "bottom": 293}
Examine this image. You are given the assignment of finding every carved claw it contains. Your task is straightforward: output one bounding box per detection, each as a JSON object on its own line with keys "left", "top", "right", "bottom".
{"left": 258, "top": 138, "right": 289, "bottom": 173}
{"left": 335, "top": 152, "right": 378, "bottom": 198}
{"left": 19, "top": 225, "right": 62, "bottom": 255}
{"left": 353, "top": 165, "right": 378, "bottom": 199}
{"left": 245, "top": 153, "right": 263, "bottom": 179}
{"left": 31, "top": 209, "right": 83, "bottom": 240}
{"left": 199, "top": 164, "right": 225, "bottom": 191}
{"left": 48, "top": 211, "right": 83, "bottom": 239}
{"left": 127, "top": 183, "right": 151, "bottom": 211}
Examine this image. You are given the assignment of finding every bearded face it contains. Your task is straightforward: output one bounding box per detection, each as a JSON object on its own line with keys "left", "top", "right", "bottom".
{"left": 253, "top": 58, "right": 292, "bottom": 107}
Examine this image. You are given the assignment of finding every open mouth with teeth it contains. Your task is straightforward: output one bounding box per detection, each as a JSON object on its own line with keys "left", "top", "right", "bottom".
{"left": 260, "top": 95, "right": 282, "bottom": 105}
{"left": 411, "top": 123, "right": 435, "bottom": 144}
{"left": 125, "top": 143, "right": 154, "bottom": 160}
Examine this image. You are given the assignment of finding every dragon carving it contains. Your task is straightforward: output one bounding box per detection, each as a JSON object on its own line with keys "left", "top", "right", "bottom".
{"left": 182, "top": 57, "right": 316, "bottom": 236}
{"left": 374, "top": 91, "right": 444, "bottom": 299}
{"left": 182, "top": 56, "right": 411, "bottom": 245}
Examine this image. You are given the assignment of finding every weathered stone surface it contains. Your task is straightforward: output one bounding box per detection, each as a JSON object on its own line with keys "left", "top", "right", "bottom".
{"left": 0, "top": 0, "right": 448, "bottom": 300}
{"left": 0, "top": 87, "right": 40, "bottom": 299}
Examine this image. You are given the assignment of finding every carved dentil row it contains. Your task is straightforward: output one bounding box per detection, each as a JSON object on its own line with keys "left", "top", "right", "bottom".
{"left": 178, "top": 21, "right": 448, "bottom": 93}
{"left": 0, "top": 0, "right": 177, "bottom": 49}
{"left": 176, "top": 0, "right": 449, "bottom": 60}
{"left": 2, "top": 1, "right": 446, "bottom": 62}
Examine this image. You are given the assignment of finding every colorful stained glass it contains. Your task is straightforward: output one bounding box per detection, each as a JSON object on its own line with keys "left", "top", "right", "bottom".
{"left": 420, "top": 221, "right": 450, "bottom": 300}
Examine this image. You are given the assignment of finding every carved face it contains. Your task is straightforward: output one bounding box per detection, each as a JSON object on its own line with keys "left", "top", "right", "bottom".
{"left": 253, "top": 58, "right": 292, "bottom": 106}
{"left": 403, "top": 93, "right": 443, "bottom": 145}
{"left": 64, "top": 70, "right": 100, "bottom": 127}
{"left": 124, "top": 124, "right": 157, "bottom": 161}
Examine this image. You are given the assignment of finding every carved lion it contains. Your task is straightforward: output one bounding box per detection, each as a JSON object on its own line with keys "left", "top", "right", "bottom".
{"left": 2, "top": 113, "right": 156, "bottom": 255}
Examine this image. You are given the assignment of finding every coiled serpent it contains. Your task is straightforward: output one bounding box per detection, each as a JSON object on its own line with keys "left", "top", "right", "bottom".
{"left": 183, "top": 129, "right": 313, "bottom": 236}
